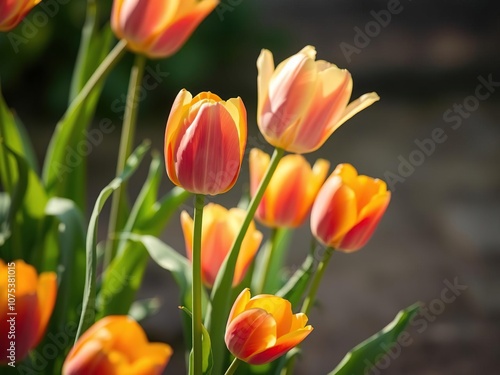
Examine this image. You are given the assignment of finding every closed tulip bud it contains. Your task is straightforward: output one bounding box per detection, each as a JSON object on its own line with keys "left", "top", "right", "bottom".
{"left": 165, "top": 89, "right": 247, "bottom": 195}
{"left": 311, "top": 163, "right": 391, "bottom": 252}
{"left": 225, "top": 288, "right": 313, "bottom": 365}
{"left": 0, "top": 260, "right": 57, "bottom": 362}
{"left": 181, "top": 204, "right": 262, "bottom": 287}
{"left": 62, "top": 316, "right": 172, "bottom": 375}
{"left": 257, "top": 46, "right": 380, "bottom": 153}
{"left": 250, "top": 148, "right": 330, "bottom": 228}
{"left": 0, "top": 0, "right": 40, "bottom": 31}
{"left": 111, "top": 0, "right": 219, "bottom": 58}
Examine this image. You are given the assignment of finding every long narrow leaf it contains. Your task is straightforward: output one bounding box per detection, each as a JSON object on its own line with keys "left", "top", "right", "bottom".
{"left": 329, "top": 304, "right": 420, "bottom": 375}
{"left": 75, "top": 142, "right": 150, "bottom": 342}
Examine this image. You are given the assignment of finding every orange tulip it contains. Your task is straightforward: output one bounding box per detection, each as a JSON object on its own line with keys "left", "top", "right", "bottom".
{"left": 165, "top": 89, "right": 247, "bottom": 195}
{"left": 0, "top": 260, "right": 57, "bottom": 363}
{"left": 225, "top": 288, "right": 312, "bottom": 365}
{"left": 181, "top": 204, "right": 262, "bottom": 287}
{"left": 111, "top": 0, "right": 219, "bottom": 58}
{"left": 257, "top": 45, "right": 380, "bottom": 153}
{"left": 0, "top": 0, "right": 40, "bottom": 31}
{"left": 62, "top": 316, "right": 172, "bottom": 375}
{"left": 310, "top": 163, "right": 391, "bottom": 252}
{"left": 250, "top": 148, "right": 330, "bottom": 228}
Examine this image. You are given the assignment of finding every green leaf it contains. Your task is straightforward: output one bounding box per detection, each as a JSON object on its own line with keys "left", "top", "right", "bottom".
{"left": 328, "top": 304, "right": 420, "bottom": 375}
{"left": 42, "top": 26, "right": 117, "bottom": 211}
{"left": 75, "top": 142, "right": 150, "bottom": 342}
{"left": 276, "top": 253, "right": 315, "bottom": 310}
{"left": 0, "top": 193, "right": 11, "bottom": 247}
{"left": 98, "top": 155, "right": 189, "bottom": 317}
{"left": 181, "top": 307, "right": 213, "bottom": 375}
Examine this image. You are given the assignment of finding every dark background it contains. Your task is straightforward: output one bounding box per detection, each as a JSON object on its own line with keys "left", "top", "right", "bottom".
{"left": 1, "top": 0, "right": 500, "bottom": 374}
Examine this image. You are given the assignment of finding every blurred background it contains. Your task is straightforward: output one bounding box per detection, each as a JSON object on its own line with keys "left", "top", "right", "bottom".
{"left": 1, "top": 0, "right": 500, "bottom": 373}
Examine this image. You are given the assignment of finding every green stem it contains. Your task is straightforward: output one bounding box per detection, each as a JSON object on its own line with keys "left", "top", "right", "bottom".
{"left": 301, "top": 247, "right": 335, "bottom": 315}
{"left": 192, "top": 194, "right": 205, "bottom": 375}
{"left": 257, "top": 228, "right": 278, "bottom": 293}
{"left": 105, "top": 54, "right": 147, "bottom": 266}
{"left": 224, "top": 357, "right": 241, "bottom": 375}
{"left": 208, "top": 147, "right": 285, "bottom": 375}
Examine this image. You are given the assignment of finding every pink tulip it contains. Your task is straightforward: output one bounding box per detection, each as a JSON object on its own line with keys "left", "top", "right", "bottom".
{"left": 257, "top": 46, "right": 380, "bottom": 153}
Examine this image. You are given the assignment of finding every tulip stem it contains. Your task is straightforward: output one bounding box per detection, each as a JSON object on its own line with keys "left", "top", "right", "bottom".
{"left": 105, "top": 53, "right": 147, "bottom": 266}
{"left": 224, "top": 357, "right": 241, "bottom": 375}
{"left": 192, "top": 194, "right": 205, "bottom": 375}
{"left": 301, "top": 247, "right": 335, "bottom": 315}
{"left": 208, "top": 147, "right": 285, "bottom": 375}
{"left": 257, "top": 228, "right": 278, "bottom": 293}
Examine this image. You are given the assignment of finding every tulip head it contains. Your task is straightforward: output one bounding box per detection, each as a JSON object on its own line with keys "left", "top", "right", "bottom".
{"left": 311, "top": 163, "right": 391, "bottom": 252}
{"left": 0, "top": 0, "right": 40, "bottom": 31}
{"left": 225, "top": 288, "right": 312, "bottom": 365}
{"left": 0, "top": 260, "right": 57, "bottom": 362}
{"left": 111, "top": 0, "right": 219, "bottom": 58}
{"left": 250, "top": 148, "right": 329, "bottom": 228}
{"left": 62, "top": 316, "right": 172, "bottom": 375}
{"left": 257, "top": 46, "right": 380, "bottom": 153}
{"left": 181, "top": 204, "right": 262, "bottom": 287}
{"left": 165, "top": 90, "right": 247, "bottom": 195}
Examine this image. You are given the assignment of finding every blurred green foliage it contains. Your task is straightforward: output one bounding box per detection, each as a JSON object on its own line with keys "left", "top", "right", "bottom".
{"left": 0, "top": 0, "right": 287, "bottom": 125}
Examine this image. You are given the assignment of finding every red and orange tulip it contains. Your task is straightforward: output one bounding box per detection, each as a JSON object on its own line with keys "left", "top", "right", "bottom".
{"left": 181, "top": 204, "right": 262, "bottom": 287}
{"left": 0, "top": 0, "right": 40, "bottom": 31}
{"left": 311, "top": 163, "right": 391, "bottom": 252}
{"left": 257, "top": 46, "right": 380, "bottom": 153}
{"left": 250, "top": 148, "right": 330, "bottom": 228}
{"left": 0, "top": 260, "right": 57, "bottom": 362}
{"left": 111, "top": 0, "right": 219, "bottom": 58}
{"left": 165, "top": 89, "right": 247, "bottom": 195}
{"left": 225, "top": 288, "right": 313, "bottom": 365}
{"left": 62, "top": 316, "right": 172, "bottom": 375}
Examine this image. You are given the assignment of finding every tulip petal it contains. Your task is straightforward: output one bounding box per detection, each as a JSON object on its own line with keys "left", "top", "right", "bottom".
{"left": 148, "top": 0, "right": 219, "bottom": 58}
{"left": 257, "top": 49, "right": 275, "bottom": 118}
{"left": 246, "top": 295, "right": 293, "bottom": 337}
{"left": 225, "top": 308, "right": 277, "bottom": 361}
{"left": 249, "top": 148, "right": 270, "bottom": 197}
{"left": 246, "top": 326, "right": 313, "bottom": 365}
{"left": 290, "top": 313, "right": 309, "bottom": 331}
{"left": 332, "top": 92, "right": 380, "bottom": 133}
{"left": 339, "top": 192, "right": 391, "bottom": 252}
{"left": 62, "top": 339, "right": 116, "bottom": 375}
{"left": 225, "top": 97, "right": 247, "bottom": 165}
{"left": 34, "top": 272, "right": 57, "bottom": 346}
{"left": 180, "top": 210, "right": 194, "bottom": 260}
{"left": 227, "top": 288, "right": 251, "bottom": 328}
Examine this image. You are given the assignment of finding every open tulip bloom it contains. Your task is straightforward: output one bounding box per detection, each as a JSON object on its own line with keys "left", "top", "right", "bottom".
{"left": 0, "top": 0, "right": 420, "bottom": 369}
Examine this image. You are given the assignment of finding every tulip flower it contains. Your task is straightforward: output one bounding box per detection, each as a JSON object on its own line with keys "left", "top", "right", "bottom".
{"left": 181, "top": 204, "right": 262, "bottom": 287}
{"left": 165, "top": 89, "right": 247, "bottom": 195}
{"left": 257, "top": 45, "right": 380, "bottom": 153}
{"left": 250, "top": 148, "right": 330, "bottom": 228}
{"left": 225, "top": 288, "right": 313, "bottom": 365}
{"left": 62, "top": 316, "right": 172, "bottom": 375}
{"left": 0, "top": 260, "right": 57, "bottom": 362}
{"left": 0, "top": 0, "right": 40, "bottom": 31}
{"left": 311, "top": 163, "right": 391, "bottom": 252}
{"left": 111, "top": 0, "right": 219, "bottom": 58}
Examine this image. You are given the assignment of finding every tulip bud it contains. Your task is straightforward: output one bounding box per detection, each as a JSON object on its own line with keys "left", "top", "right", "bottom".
{"left": 62, "top": 316, "right": 172, "bottom": 375}
{"left": 257, "top": 46, "right": 380, "bottom": 153}
{"left": 225, "top": 288, "right": 313, "bottom": 365}
{"left": 0, "top": 260, "right": 57, "bottom": 363}
{"left": 0, "top": 0, "right": 40, "bottom": 31}
{"left": 250, "top": 148, "right": 329, "bottom": 228}
{"left": 181, "top": 203, "right": 262, "bottom": 287}
{"left": 165, "top": 89, "right": 247, "bottom": 195}
{"left": 311, "top": 163, "right": 391, "bottom": 252}
{"left": 111, "top": 0, "right": 219, "bottom": 58}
